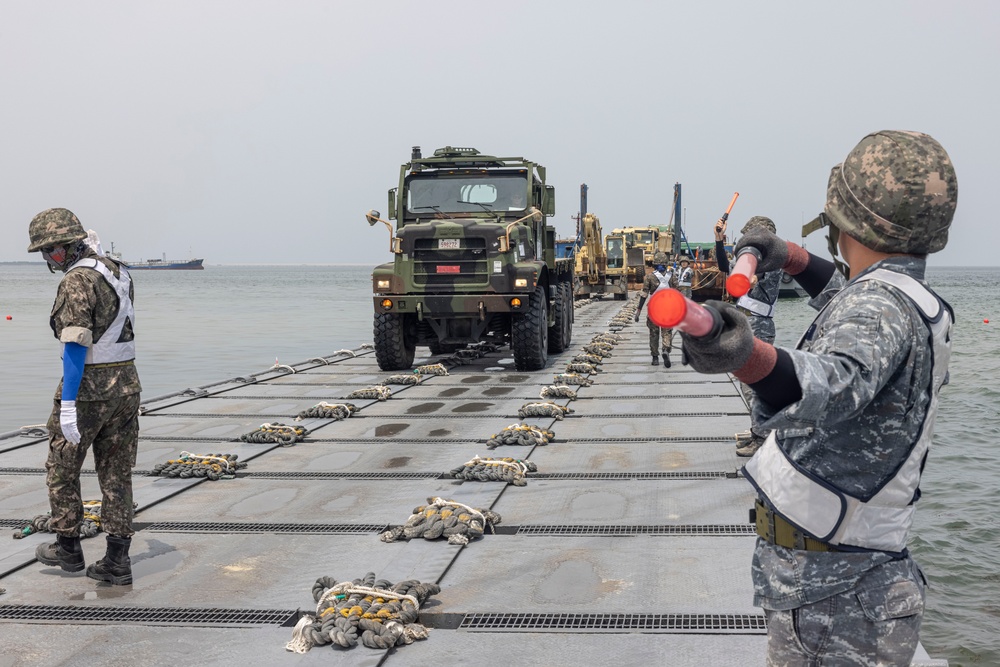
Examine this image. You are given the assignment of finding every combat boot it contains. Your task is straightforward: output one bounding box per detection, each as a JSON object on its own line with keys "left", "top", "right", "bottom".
{"left": 736, "top": 435, "right": 765, "bottom": 458}
{"left": 36, "top": 533, "right": 85, "bottom": 572}
{"left": 86, "top": 535, "right": 132, "bottom": 585}
{"left": 651, "top": 355, "right": 658, "bottom": 366}
{"left": 663, "top": 353, "right": 671, "bottom": 369}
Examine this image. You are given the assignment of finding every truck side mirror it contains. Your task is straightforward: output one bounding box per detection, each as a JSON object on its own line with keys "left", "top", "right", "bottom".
{"left": 387, "top": 188, "right": 397, "bottom": 220}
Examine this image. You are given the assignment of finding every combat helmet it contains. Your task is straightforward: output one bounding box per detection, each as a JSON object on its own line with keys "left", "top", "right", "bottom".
{"left": 824, "top": 130, "right": 957, "bottom": 254}
{"left": 741, "top": 216, "right": 776, "bottom": 235}
{"left": 27, "top": 208, "right": 87, "bottom": 252}
{"left": 652, "top": 251, "right": 668, "bottom": 265}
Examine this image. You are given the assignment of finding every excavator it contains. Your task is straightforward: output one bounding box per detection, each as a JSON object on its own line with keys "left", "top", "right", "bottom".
{"left": 571, "top": 185, "right": 627, "bottom": 299}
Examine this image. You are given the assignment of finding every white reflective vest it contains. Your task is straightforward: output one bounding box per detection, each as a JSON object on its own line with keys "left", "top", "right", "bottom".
{"left": 678, "top": 267, "right": 693, "bottom": 288}
{"left": 736, "top": 293, "right": 776, "bottom": 317}
{"left": 64, "top": 257, "right": 136, "bottom": 365}
{"left": 743, "top": 269, "right": 951, "bottom": 554}
{"left": 653, "top": 269, "right": 673, "bottom": 291}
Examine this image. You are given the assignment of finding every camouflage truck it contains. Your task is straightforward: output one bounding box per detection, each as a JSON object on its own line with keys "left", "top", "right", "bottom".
{"left": 367, "top": 146, "right": 574, "bottom": 372}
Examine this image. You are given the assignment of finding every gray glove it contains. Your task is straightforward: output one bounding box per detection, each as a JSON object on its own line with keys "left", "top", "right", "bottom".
{"left": 680, "top": 301, "right": 754, "bottom": 375}
{"left": 734, "top": 229, "right": 788, "bottom": 274}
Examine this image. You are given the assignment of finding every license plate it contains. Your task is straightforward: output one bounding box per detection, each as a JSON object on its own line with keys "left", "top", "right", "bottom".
{"left": 436, "top": 265, "right": 460, "bottom": 274}
{"left": 438, "top": 239, "right": 460, "bottom": 249}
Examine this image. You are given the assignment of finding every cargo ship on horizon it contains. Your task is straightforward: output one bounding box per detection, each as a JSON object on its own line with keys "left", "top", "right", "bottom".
{"left": 109, "top": 244, "right": 204, "bottom": 270}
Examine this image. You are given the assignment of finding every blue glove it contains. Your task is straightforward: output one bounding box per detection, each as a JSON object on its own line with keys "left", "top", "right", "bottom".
{"left": 680, "top": 301, "right": 754, "bottom": 375}
{"left": 59, "top": 342, "right": 87, "bottom": 445}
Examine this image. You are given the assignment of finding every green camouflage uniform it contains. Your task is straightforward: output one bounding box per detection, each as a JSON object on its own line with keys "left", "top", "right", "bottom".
{"left": 639, "top": 269, "right": 676, "bottom": 356}
{"left": 46, "top": 250, "right": 141, "bottom": 538}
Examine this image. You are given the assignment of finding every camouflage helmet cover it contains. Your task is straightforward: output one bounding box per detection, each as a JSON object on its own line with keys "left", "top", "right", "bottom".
{"left": 652, "top": 251, "right": 668, "bottom": 265}
{"left": 825, "top": 130, "right": 957, "bottom": 254}
{"left": 28, "top": 208, "right": 87, "bottom": 252}
{"left": 741, "top": 216, "right": 776, "bottom": 234}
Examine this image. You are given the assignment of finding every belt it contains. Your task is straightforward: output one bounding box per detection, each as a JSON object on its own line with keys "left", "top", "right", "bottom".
{"left": 753, "top": 499, "right": 838, "bottom": 552}
{"left": 86, "top": 360, "right": 135, "bottom": 369}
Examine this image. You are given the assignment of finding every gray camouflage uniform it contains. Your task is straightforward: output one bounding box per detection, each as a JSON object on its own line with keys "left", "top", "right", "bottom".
{"left": 639, "top": 269, "right": 676, "bottom": 356}
{"left": 752, "top": 256, "right": 941, "bottom": 665}
{"left": 46, "top": 250, "right": 142, "bottom": 538}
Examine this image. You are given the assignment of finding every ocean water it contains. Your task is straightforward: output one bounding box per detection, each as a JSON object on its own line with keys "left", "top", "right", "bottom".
{"left": 1, "top": 263, "right": 998, "bottom": 666}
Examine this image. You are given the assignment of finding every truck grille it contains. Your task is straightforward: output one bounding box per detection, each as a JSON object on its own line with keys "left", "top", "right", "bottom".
{"left": 413, "top": 238, "right": 489, "bottom": 287}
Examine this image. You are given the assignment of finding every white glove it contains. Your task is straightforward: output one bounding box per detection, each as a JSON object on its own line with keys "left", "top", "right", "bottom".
{"left": 60, "top": 400, "right": 82, "bottom": 445}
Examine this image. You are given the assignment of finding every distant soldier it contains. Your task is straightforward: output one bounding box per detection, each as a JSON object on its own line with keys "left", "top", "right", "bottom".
{"left": 681, "top": 130, "right": 956, "bottom": 665}
{"left": 634, "top": 251, "right": 676, "bottom": 367}
{"left": 28, "top": 208, "right": 141, "bottom": 586}
{"left": 715, "top": 215, "right": 783, "bottom": 456}
{"left": 676, "top": 257, "right": 694, "bottom": 298}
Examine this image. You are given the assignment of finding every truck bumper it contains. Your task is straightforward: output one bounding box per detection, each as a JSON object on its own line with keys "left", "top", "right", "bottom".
{"left": 374, "top": 294, "right": 530, "bottom": 316}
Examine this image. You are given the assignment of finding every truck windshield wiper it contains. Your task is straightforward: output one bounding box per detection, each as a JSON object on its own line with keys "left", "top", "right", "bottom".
{"left": 457, "top": 200, "right": 501, "bottom": 221}
{"left": 412, "top": 205, "right": 446, "bottom": 218}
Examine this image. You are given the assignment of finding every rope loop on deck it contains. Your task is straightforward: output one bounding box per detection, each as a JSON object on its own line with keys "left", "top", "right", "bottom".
{"left": 295, "top": 402, "right": 357, "bottom": 421}
{"left": 150, "top": 452, "right": 247, "bottom": 480}
{"left": 379, "top": 496, "right": 502, "bottom": 545}
{"left": 239, "top": 422, "right": 307, "bottom": 446}
{"left": 450, "top": 455, "right": 537, "bottom": 486}
{"left": 486, "top": 423, "right": 555, "bottom": 449}
{"left": 345, "top": 386, "right": 392, "bottom": 401}
{"left": 519, "top": 401, "right": 573, "bottom": 420}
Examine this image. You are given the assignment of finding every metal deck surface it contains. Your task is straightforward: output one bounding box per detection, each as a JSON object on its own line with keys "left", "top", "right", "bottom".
{"left": 0, "top": 297, "right": 947, "bottom": 666}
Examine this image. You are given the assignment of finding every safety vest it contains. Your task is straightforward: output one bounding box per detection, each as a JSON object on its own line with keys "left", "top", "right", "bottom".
{"left": 653, "top": 269, "right": 672, "bottom": 290}
{"left": 678, "top": 267, "right": 693, "bottom": 287}
{"left": 743, "top": 268, "right": 951, "bottom": 554}
{"left": 64, "top": 257, "right": 136, "bottom": 365}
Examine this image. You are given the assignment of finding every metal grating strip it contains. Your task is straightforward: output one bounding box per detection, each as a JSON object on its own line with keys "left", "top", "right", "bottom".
{"left": 458, "top": 612, "right": 766, "bottom": 633}
{"left": 242, "top": 471, "right": 442, "bottom": 480}
{"left": 0, "top": 604, "right": 295, "bottom": 626}
{"left": 566, "top": 412, "right": 745, "bottom": 418}
{"left": 143, "top": 521, "right": 386, "bottom": 534}
{"left": 0, "top": 468, "right": 153, "bottom": 477}
{"left": 531, "top": 472, "right": 728, "bottom": 480}
{"left": 515, "top": 524, "right": 755, "bottom": 536}
{"left": 0, "top": 519, "right": 32, "bottom": 528}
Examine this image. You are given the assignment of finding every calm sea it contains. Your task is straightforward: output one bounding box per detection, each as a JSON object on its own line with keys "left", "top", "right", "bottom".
{"left": 1, "top": 263, "right": 997, "bottom": 666}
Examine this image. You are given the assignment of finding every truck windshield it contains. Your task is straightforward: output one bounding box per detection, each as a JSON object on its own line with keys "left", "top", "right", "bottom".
{"left": 606, "top": 239, "right": 624, "bottom": 268}
{"left": 634, "top": 231, "right": 654, "bottom": 245}
{"left": 408, "top": 174, "right": 529, "bottom": 214}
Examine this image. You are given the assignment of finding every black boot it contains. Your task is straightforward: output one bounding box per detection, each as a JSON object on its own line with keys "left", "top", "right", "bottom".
{"left": 663, "top": 353, "right": 671, "bottom": 369}
{"left": 36, "top": 533, "right": 85, "bottom": 572}
{"left": 651, "top": 355, "right": 658, "bottom": 366}
{"left": 86, "top": 535, "right": 132, "bottom": 585}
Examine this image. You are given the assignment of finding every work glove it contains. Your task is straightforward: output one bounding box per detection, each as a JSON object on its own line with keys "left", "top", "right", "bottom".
{"left": 59, "top": 400, "right": 82, "bottom": 445}
{"left": 734, "top": 228, "right": 788, "bottom": 274}
{"left": 680, "top": 301, "right": 754, "bottom": 375}
{"left": 633, "top": 311, "right": 640, "bottom": 323}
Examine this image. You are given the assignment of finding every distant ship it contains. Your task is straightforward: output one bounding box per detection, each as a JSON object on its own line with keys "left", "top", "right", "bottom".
{"left": 109, "top": 244, "right": 204, "bottom": 270}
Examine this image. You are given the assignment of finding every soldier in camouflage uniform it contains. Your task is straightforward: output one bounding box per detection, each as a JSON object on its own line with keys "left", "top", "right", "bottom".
{"left": 633, "top": 251, "right": 676, "bottom": 367}
{"left": 680, "top": 131, "right": 956, "bottom": 665}
{"left": 28, "top": 208, "right": 141, "bottom": 586}
{"left": 715, "top": 216, "right": 784, "bottom": 456}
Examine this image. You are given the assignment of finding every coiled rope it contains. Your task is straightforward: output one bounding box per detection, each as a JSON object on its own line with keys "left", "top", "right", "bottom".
{"left": 582, "top": 342, "right": 614, "bottom": 357}
{"left": 519, "top": 401, "right": 573, "bottom": 420}
{"left": 414, "top": 363, "right": 448, "bottom": 376}
{"left": 285, "top": 571, "right": 441, "bottom": 653}
{"left": 295, "top": 402, "right": 357, "bottom": 421}
{"left": 345, "top": 386, "right": 392, "bottom": 401}
{"left": 450, "top": 456, "right": 537, "bottom": 486}
{"left": 239, "top": 422, "right": 307, "bottom": 446}
{"left": 486, "top": 423, "right": 555, "bottom": 449}
{"left": 13, "top": 500, "right": 132, "bottom": 539}
{"left": 380, "top": 496, "right": 502, "bottom": 546}
{"left": 572, "top": 353, "right": 604, "bottom": 366}
{"left": 553, "top": 373, "right": 593, "bottom": 387}
{"left": 382, "top": 374, "right": 422, "bottom": 386}
{"left": 565, "top": 362, "right": 601, "bottom": 375}
{"left": 540, "top": 385, "right": 578, "bottom": 400}
{"left": 149, "top": 451, "right": 247, "bottom": 480}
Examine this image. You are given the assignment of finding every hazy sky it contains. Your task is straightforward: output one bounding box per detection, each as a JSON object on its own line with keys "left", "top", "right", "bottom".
{"left": 2, "top": 1, "right": 997, "bottom": 266}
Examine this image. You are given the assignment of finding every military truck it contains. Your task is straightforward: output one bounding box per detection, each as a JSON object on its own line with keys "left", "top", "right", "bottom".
{"left": 366, "top": 146, "right": 574, "bottom": 372}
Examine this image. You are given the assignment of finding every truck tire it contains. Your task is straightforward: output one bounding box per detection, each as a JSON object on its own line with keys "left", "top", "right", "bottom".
{"left": 429, "top": 341, "right": 465, "bottom": 355}
{"left": 374, "top": 312, "right": 415, "bottom": 371}
{"left": 512, "top": 286, "right": 548, "bottom": 371}
{"left": 548, "top": 283, "right": 570, "bottom": 353}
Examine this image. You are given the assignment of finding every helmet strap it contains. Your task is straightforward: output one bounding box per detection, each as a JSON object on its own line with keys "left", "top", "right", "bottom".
{"left": 825, "top": 224, "right": 850, "bottom": 279}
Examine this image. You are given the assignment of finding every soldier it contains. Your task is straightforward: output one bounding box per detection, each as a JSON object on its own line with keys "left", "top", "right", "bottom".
{"left": 676, "top": 257, "right": 694, "bottom": 298}
{"left": 28, "top": 208, "right": 141, "bottom": 586}
{"left": 681, "top": 131, "right": 956, "bottom": 665}
{"left": 634, "top": 251, "right": 676, "bottom": 367}
{"left": 715, "top": 215, "right": 784, "bottom": 456}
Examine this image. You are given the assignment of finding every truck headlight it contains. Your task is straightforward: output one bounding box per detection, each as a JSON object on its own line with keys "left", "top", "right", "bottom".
{"left": 376, "top": 279, "right": 391, "bottom": 290}
{"left": 514, "top": 278, "right": 528, "bottom": 288}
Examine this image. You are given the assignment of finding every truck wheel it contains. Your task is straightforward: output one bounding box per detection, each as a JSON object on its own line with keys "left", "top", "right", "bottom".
{"left": 374, "top": 312, "right": 415, "bottom": 371}
{"left": 429, "top": 341, "right": 465, "bottom": 355}
{"left": 512, "top": 286, "right": 548, "bottom": 371}
{"left": 548, "top": 283, "right": 569, "bottom": 353}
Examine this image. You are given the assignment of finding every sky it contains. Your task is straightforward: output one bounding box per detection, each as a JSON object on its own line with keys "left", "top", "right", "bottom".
{"left": 2, "top": 1, "right": 997, "bottom": 266}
